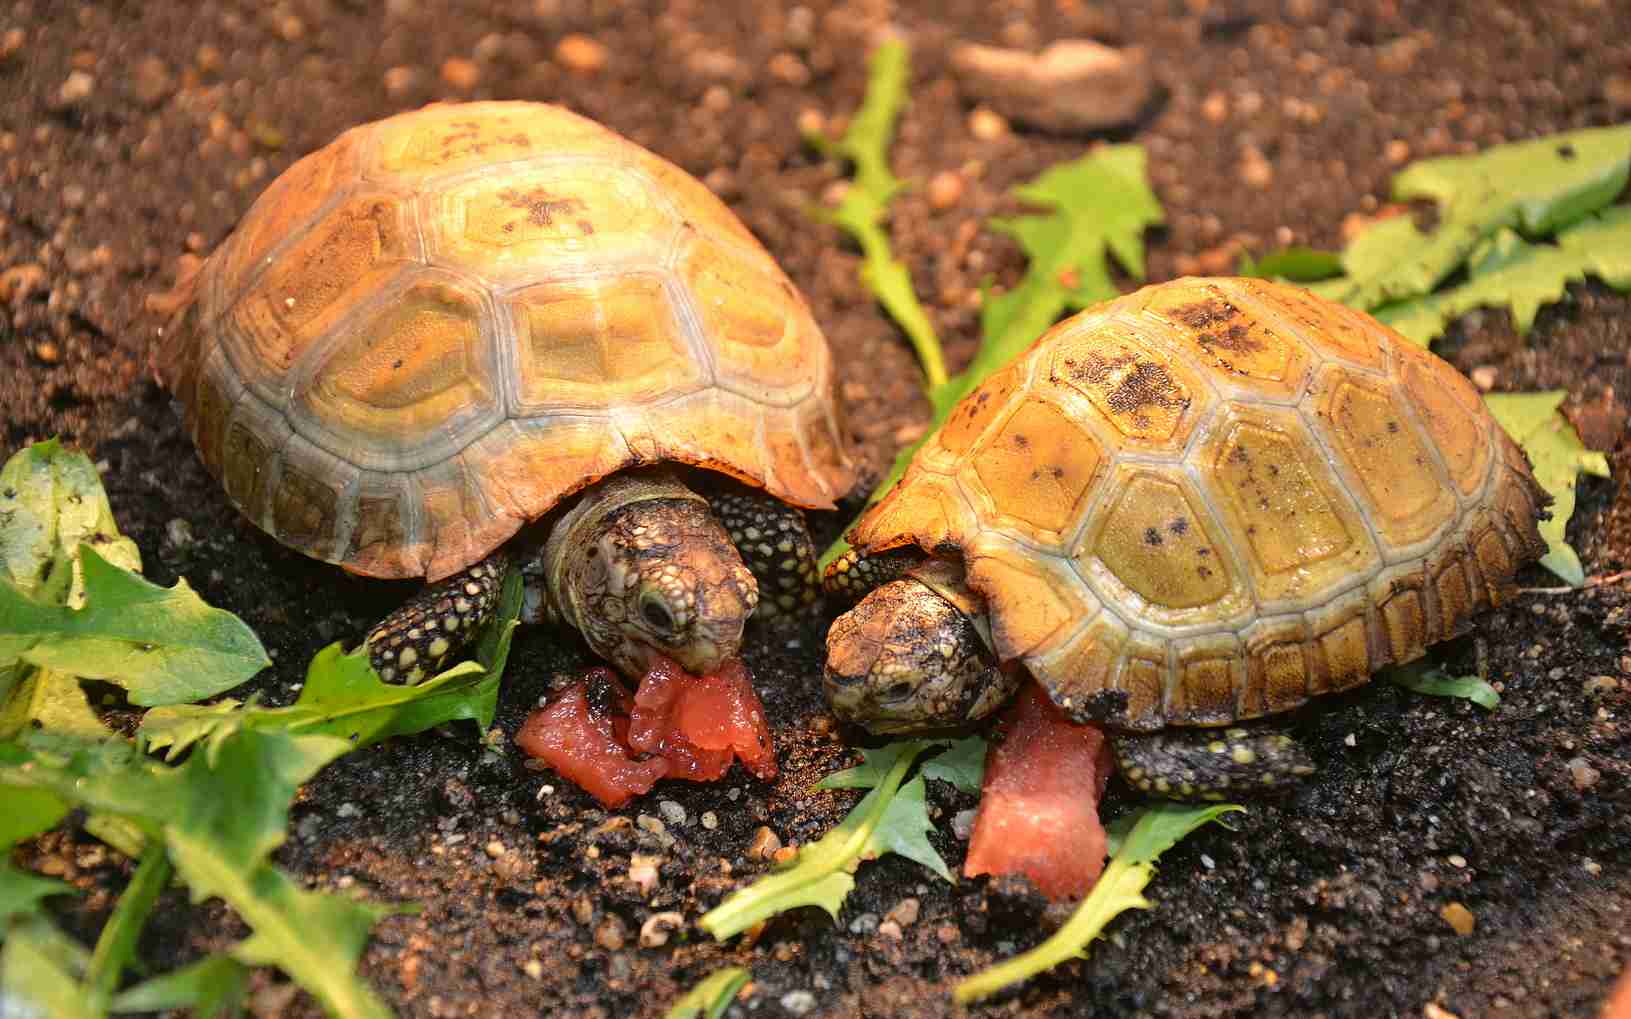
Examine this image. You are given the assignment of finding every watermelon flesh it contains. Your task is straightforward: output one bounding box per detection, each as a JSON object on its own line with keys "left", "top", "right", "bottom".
{"left": 516, "top": 657, "right": 777, "bottom": 807}
{"left": 965, "top": 681, "right": 1114, "bottom": 900}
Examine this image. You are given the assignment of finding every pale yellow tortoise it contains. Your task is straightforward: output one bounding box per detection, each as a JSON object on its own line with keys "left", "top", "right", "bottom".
{"left": 823, "top": 277, "right": 1548, "bottom": 797}
{"left": 155, "top": 101, "right": 854, "bottom": 683}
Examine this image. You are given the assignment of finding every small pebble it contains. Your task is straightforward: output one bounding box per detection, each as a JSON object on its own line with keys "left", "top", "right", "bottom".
{"left": 748, "top": 826, "right": 782, "bottom": 860}
{"left": 639, "top": 911, "right": 685, "bottom": 947}
{"left": 166, "top": 515, "right": 196, "bottom": 547}
{"left": 1566, "top": 756, "right": 1601, "bottom": 791}
{"left": 572, "top": 895, "right": 594, "bottom": 925}
{"left": 771, "top": 845, "right": 797, "bottom": 865}
{"left": 0, "top": 28, "right": 23, "bottom": 62}
{"left": 968, "top": 107, "right": 1009, "bottom": 141}
{"left": 556, "top": 34, "right": 608, "bottom": 74}
{"left": 34, "top": 342, "right": 61, "bottom": 365}
{"left": 885, "top": 897, "right": 920, "bottom": 927}
{"left": 336, "top": 802, "right": 360, "bottom": 818}
{"left": 1201, "top": 90, "right": 1228, "bottom": 122}
{"left": 796, "top": 108, "right": 825, "bottom": 137}
{"left": 1239, "top": 145, "right": 1274, "bottom": 188}
{"left": 636, "top": 814, "right": 667, "bottom": 837}
{"left": 1583, "top": 675, "right": 1619, "bottom": 696}
{"left": 926, "top": 170, "right": 965, "bottom": 210}
{"left": 701, "top": 811, "right": 719, "bottom": 830}
{"left": 485, "top": 840, "right": 507, "bottom": 859}
{"left": 951, "top": 809, "right": 976, "bottom": 840}
{"left": 658, "top": 800, "right": 687, "bottom": 827}
{"left": 1469, "top": 365, "right": 1498, "bottom": 391}
{"left": 877, "top": 919, "right": 903, "bottom": 940}
{"left": 936, "top": 924, "right": 960, "bottom": 944}
{"left": 383, "top": 66, "right": 420, "bottom": 98}
{"left": 627, "top": 854, "right": 661, "bottom": 896}
{"left": 1384, "top": 139, "right": 1412, "bottom": 165}
{"left": 768, "top": 52, "right": 810, "bottom": 86}
{"left": 1439, "top": 901, "right": 1475, "bottom": 936}
{"left": 440, "top": 57, "right": 480, "bottom": 90}
{"left": 1583, "top": 857, "right": 1602, "bottom": 876}
{"left": 847, "top": 912, "right": 879, "bottom": 935}
{"left": 522, "top": 959, "right": 544, "bottom": 980}
{"left": 780, "top": 991, "right": 817, "bottom": 1016}
{"left": 594, "top": 915, "right": 626, "bottom": 951}
{"left": 0, "top": 264, "right": 47, "bottom": 305}
{"left": 58, "top": 71, "right": 96, "bottom": 107}
{"left": 1447, "top": 854, "right": 1467, "bottom": 868}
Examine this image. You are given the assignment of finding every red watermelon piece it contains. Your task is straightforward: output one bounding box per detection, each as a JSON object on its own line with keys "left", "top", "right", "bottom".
{"left": 516, "top": 657, "right": 777, "bottom": 807}
{"left": 964, "top": 681, "right": 1113, "bottom": 900}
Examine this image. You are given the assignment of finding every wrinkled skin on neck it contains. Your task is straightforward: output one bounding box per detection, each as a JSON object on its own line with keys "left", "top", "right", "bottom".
{"left": 824, "top": 575, "right": 1020, "bottom": 733}
{"left": 542, "top": 473, "right": 758, "bottom": 679}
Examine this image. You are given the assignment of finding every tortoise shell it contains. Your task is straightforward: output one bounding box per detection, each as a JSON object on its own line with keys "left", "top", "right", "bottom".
{"left": 846, "top": 277, "right": 1548, "bottom": 732}
{"left": 158, "top": 101, "right": 853, "bottom": 581}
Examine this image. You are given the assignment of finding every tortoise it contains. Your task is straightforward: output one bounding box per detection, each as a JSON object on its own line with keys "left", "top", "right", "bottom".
{"left": 154, "top": 101, "right": 854, "bottom": 683}
{"left": 822, "top": 276, "right": 1548, "bottom": 798}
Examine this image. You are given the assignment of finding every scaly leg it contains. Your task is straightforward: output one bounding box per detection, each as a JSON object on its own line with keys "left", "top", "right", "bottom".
{"left": 1111, "top": 726, "right": 1315, "bottom": 801}
{"left": 364, "top": 552, "right": 508, "bottom": 684}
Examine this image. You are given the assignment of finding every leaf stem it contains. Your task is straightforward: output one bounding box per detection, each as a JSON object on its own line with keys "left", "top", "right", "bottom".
{"left": 954, "top": 858, "right": 1152, "bottom": 1003}
{"left": 85, "top": 842, "right": 172, "bottom": 1007}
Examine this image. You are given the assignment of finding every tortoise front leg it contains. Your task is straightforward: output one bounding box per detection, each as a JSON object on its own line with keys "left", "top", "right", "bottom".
{"left": 703, "top": 487, "right": 819, "bottom": 621}
{"left": 365, "top": 552, "right": 508, "bottom": 683}
{"left": 1112, "top": 727, "right": 1316, "bottom": 801}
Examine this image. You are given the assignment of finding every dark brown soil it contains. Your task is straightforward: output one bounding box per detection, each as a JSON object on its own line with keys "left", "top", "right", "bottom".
{"left": 4, "top": 2, "right": 1629, "bottom": 1017}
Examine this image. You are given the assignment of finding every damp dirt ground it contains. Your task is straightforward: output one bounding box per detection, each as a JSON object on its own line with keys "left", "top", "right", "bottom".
{"left": 3, "top": 2, "right": 1630, "bottom": 1017}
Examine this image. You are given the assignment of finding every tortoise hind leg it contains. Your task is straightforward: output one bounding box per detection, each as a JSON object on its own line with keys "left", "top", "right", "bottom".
{"left": 1112, "top": 727, "right": 1315, "bottom": 801}
{"left": 364, "top": 553, "right": 508, "bottom": 683}
{"left": 703, "top": 488, "right": 819, "bottom": 621}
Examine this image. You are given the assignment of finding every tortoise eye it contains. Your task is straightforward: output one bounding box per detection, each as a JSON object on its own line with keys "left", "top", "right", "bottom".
{"left": 640, "top": 595, "right": 675, "bottom": 633}
{"left": 881, "top": 681, "right": 915, "bottom": 703}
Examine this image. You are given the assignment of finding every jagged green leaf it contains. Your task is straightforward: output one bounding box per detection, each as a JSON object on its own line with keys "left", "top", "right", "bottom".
{"left": 0, "top": 439, "right": 142, "bottom": 608}
{"left": 196, "top": 858, "right": 400, "bottom": 1019}
{"left": 820, "top": 143, "right": 1162, "bottom": 569}
{"left": 664, "top": 966, "right": 750, "bottom": 1019}
{"left": 141, "top": 565, "right": 521, "bottom": 761}
{"left": 0, "top": 865, "right": 75, "bottom": 930}
{"left": 815, "top": 739, "right": 939, "bottom": 790}
{"left": 1330, "top": 124, "right": 1631, "bottom": 308}
{"left": 1385, "top": 663, "right": 1501, "bottom": 710}
{"left": 1375, "top": 208, "right": 1631, "bottom": 345}
{"left": 1, "top": 916, "right": 97, "bottom": 1019}
{"left": 110, "top": 953, "right": 250, "bottom": 1018}
{"left": 961, "top": 144, "right": 1163, "bottom": 417}
{"left": 0, "top": 544, "right": 270, "bottom": 706}
{"left": 1237, "top": 245, "right": 1344, "bottom": 282}
{"left": 701, "top": 741, "right": 939, "bottom": 939}
{"left": 956, "top": 804, "right": 1242, "bottom": 1002}
{"left": 1, "top": 728, "right": 402, "bottom": 1019}
{"left": 859, "top": 773, "right": 951, "bottom": 882}
{"left": 1485, "top": 391, "right": 1611, "bottom": 586}
{"left": 806, "top": 38, "right": 945, "bottom": 392}
{"left": 920, "top": 734, "right": 986, "bottom": 794}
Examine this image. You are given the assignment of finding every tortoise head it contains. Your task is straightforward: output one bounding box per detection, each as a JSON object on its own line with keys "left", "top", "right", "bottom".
{"left": 560, "top": 483, "right": 759, "bottom": 679}
{"left": 823, "top": 577, "right": 1020, "bottom": 733}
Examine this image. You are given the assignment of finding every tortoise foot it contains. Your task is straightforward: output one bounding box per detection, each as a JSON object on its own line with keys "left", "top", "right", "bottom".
{"left": 365, "top": 553, "right": 508, "bottom": 683}
{"left": 1112, "top": 727, "right": 1315, "bottom": 801}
